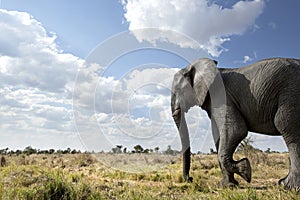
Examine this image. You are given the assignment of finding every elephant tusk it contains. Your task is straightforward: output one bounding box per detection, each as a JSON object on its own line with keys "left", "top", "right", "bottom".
{"left": 172, "top": 108, "right": 181, "bottom": 117}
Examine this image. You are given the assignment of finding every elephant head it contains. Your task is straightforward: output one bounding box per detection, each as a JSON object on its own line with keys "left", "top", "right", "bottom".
{"left": 171, "top": 58, "right": 218, "bottom": 181}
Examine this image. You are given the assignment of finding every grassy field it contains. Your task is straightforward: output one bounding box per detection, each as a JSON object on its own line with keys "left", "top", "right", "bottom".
{"left": 0, "top": 151, "right": 299, "bottom": 200}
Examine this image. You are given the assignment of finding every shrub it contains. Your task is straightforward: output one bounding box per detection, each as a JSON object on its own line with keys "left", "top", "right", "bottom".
{"left": 0, "top": 156, "right": 6, "bottom": 167}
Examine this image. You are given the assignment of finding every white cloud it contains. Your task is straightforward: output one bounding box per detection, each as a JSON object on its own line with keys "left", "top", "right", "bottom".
{"left": 234, "top": 51, "right": 258, "bottom": 64}
{"left": 0, "top": 9, "right": 83, "bottom": 150}
{"left": 243, "top": 55, "right": 252, "bottom": 63}
{"left": 73, "top": 63, "right": 208, "bottom": 151}
{"left": 122, "top": 0, "right": 265, "bottom": 57}
{"left": 0, "top": 9, "right": 82, "bottom": 93}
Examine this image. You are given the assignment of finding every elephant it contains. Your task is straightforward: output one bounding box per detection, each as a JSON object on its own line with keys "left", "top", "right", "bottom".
{"left": 171, "top": 57, "right": 300, "bottom": 190}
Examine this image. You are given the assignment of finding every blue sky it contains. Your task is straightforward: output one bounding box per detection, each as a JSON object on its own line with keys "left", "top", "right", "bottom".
{"left": 1, "top": 0, "right": 125, "bottom": 57}
{"left": 0, "top": 0, "right": 299, "bottom": 152}
{"left": 2, "top": 0, "right": 299, "bottom": 66}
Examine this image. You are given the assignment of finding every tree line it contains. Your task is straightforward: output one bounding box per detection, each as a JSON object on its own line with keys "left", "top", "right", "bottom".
{"left": 0, "top": 146, "right": 82, "bottom": 155}
{"left": 0, "top": 145, "right": 180, "bottom": 156}
{"left": 111, "top": 145, "right": 180, "bottom": 155}
{"left": 0, "top": 137, "right": 280, "bottom": 156}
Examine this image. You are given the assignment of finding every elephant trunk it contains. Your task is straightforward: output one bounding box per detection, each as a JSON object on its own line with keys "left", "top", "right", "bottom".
{"left": 172, "top": 106, "right": 192, "bottom": 181}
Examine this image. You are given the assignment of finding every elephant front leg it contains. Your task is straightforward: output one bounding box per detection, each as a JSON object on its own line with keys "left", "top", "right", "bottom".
{"left": 218, "top": 163, "right": 239, "bottom": 187}
{"left": 215, "top": 110, "right": 251, "bottom": 187}
{"left": 218, "top": 155, "right": 252, "bottom": 187}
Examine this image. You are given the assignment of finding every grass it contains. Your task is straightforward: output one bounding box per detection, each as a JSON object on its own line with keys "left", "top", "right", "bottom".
{"left": 0, "top": 152, "right": 298, "bottom": 199}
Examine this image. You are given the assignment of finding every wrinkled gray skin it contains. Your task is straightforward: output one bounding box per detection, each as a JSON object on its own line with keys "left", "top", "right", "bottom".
{"left": 171, "top": 57, "right": 300, "bottom": 190}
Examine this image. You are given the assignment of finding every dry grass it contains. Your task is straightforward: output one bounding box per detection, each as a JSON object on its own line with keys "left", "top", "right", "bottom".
{"left": 0, "top": 152, "right": 298, "bottom": 199}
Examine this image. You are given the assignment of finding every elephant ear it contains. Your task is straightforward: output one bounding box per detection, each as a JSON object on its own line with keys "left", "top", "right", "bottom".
{"left": 184, "top": 58, "right": 218, "bottom": 106}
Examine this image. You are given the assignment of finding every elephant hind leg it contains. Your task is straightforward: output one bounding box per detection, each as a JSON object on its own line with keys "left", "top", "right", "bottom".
{"left": 276, "top": 139, "right": 300, "bottom": 191}
{"left": 274, "top": 104, "right": 300, "bottom": 190}
{"left": 278, "top": 142, "right": 300, "bottom": 191}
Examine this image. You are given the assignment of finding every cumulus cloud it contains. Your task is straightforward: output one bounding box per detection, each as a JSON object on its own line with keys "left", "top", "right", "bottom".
{"left": 74, "top": 66, "right": 178, "bottom": 115}
{"left": 122, "top": 0, "right": 265, "bottom": 57}
{"left": 0, "top": 8, "right": 206, "bottom": 153}
{"left": 0, "top": 9, "right": 81, "bottom": 93}
{"left": 0, "top": 9, "right": 82, "bottom": 149}
{"left": 73, "top": 65, "right": 188, "bottom": 150}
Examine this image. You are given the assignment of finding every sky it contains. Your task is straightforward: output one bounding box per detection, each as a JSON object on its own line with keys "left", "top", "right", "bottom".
{"left": 0, "top": 0, "right": 299, "bottom": 153}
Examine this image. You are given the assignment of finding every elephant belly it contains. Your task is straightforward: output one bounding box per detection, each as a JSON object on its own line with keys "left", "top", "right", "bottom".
{"left": 247, "top": 120, "right": 281, "bottom": 136}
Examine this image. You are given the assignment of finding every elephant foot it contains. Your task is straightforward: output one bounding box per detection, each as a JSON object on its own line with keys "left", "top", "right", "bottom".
{"left": 279, "top": 173, "right": 300, "bottom": 191}
{"left": 236, "top": 158, "right": 252, "bottom": 183}
{"left": 219, "top": 170, "right": 239, "bottom": 188}
{"left": 218, "top": 158, "right": 251, "bottom": 188}
{"left": 219, "top": 176, "right": 239, "bottom": 188}
{"left": 184, "top": 176, "right": 193, "bottom": 182}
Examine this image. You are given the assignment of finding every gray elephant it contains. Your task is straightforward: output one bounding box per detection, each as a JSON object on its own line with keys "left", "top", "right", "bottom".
{"left": 171, "top": 57, "right": 300, "bottom": 190}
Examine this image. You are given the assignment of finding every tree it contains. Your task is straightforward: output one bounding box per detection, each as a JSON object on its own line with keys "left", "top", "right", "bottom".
{"left": 0, "top": 148, "right": 9, "bottom": 155}
{"left": 61, "top": 148, "right": 72, "bottom": 154}
{"left": 71, "top": 149, "right": 78, "bottom": 154}
{"left": 164, "top": 145, "right": 180, "bottom": 155}
{"left": 23, "top": 146, "right": 37, "bottom": 155}
{"left": 15, "top": 150, "right": 22, "bottom": 155}
{"left": 210, "top": 148, "right": 217, "bottom": 154}
{"left": 57, "top": 149, "right": 63, "bottom": 154}
{"left": 164, "top": 145, "right": 174, "bottom": 155}
{"left": 49, "top": 149, "right": 55, "bottom": 154}
{"left": 236, "top": 136, "right": 255, "bottom": 153}
{"left": 154, "top": 147, "right": 159, "bottom": 153}
{"left": 236, "top": 136, "right": 263, "bottom": 161}
{"left": 112, "top": 145, "right": 122, "bottom": 154}
{"left": 265, "top": 148, "right": 271, "bottom": 153}
{"left": 133, "top": 145, "right": 144, "bottom": 153}
{"left": 38, "top": 149, "right": 49, "bottom": 154}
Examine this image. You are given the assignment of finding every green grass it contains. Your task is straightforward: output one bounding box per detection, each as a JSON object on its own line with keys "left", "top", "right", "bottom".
{"left": 1, "top": 165, "right": 101, "bottom": 200}
{"left": 0, "top": 152, "right": 298, "bottom": 199}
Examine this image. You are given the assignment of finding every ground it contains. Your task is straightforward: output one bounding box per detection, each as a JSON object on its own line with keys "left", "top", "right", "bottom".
{"left": 0, "top": 151, "right": 299, "bottom": 199}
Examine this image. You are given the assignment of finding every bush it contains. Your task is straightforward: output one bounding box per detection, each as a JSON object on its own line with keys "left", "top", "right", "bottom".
{"left": 0, "top": 156, "right": 6, "bottom": 167}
